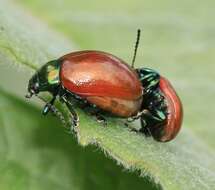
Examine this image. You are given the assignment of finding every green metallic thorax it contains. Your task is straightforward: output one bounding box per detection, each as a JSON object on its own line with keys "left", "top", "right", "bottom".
{"left": 37, "top": 59, "right": 60, "bottom": 93}
{"left": 135, "top": 68, "right": 167, "bottom": 127}
{"left": 47, "top": 63, "right": 60, "bottom": 85}
{"left": 135, "top": 68, "right": 160, "bottom": 93}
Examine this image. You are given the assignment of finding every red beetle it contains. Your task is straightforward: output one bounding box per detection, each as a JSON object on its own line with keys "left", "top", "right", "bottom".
{"left": 26, "top": 30, "right": 183, "bottom": 142}
{"left": 60, "top": 51, "right": 143, "bottom": 117}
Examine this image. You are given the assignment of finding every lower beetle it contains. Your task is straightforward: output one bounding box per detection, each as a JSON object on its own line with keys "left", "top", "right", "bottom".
{"left": 26, "top": 30, "right": 183, "bottom": 142}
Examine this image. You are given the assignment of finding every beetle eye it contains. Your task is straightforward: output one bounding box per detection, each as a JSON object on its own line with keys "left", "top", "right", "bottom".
{"left": 30, "top": 82, "right": 39, "bottom": 94}
{"left": 35, "top": 82, "right": 39, "bottom": 88}
{"left": 33, "top": 83, "right": 39, "bottom": 93}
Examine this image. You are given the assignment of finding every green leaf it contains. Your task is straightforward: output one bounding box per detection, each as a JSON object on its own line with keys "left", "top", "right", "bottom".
{"left": 0, "top": 89, "right": 157, "bottom": 190}
{"left": 1, "top": 0, "right": 215, "bottom": 190}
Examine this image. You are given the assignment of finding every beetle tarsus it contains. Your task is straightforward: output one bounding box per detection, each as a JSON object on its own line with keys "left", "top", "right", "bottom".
{"left": 95, "top": 114, "right": 107, "bottom": 127}
{"left": 42, "top": 96, "right": 56, "bottom": 115}
{"left": 89, "top": 110, "right": 107, "bottom": 127}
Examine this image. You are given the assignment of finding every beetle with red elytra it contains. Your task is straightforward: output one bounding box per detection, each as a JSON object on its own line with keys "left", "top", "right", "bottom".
{"left": 26, "top": 29, "right": 183, "bottom": 142}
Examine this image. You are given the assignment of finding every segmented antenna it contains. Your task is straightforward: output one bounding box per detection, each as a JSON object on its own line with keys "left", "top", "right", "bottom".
{"left": 36, "top": 95, "right": 67, "bottom": 128}
{"left": 131, "top": 29, "right": 141, "bottom": 68}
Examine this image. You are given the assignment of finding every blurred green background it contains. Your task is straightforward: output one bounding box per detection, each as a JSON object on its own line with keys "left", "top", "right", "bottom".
{"left": 0, "top": 0, "right": 215, "bottom": 189}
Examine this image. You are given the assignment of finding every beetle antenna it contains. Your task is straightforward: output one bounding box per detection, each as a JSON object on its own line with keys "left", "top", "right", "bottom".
{"left": 36, "top": 95, "right": 67, "bottom": 128}
{"left": 131, "top": 29, "right": 141, "bottom": 68}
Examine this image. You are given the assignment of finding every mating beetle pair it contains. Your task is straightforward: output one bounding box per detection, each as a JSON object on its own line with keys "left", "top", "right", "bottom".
{"left": 26, "top": 30, "right": 183, "bottom": 142}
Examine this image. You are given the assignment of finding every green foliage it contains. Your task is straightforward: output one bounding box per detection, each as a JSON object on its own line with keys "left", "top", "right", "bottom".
{"left": 0, "top": 0, "right": 215, "bottom": 189}
{"left": 0, "top": 89, "right": 157, "bottom": 190}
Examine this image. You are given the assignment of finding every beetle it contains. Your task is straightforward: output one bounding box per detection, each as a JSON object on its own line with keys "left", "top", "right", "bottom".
{"left": 26, "top": 29, "right": 183, "bottom": 142}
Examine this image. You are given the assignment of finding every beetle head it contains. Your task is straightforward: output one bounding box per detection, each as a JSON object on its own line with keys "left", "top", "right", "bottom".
{"left": 26, "top": 73, "right": 40, "bottom": 98}
{"left": 26, "top": 60, "right": 60, "bottom": 99}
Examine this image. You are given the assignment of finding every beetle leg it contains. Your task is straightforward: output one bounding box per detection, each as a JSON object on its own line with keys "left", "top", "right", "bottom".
{"left": 127, "top": 109, "right": 148, "bottom": 122}
{"left": 89, "top": 110, "right": 107, "bottom": 127}
{"left": 36, "top": 94, "right": 68, "bottom": 129}
{"left": 140, "top": 118, "right": 152, "bottom": 137}
{"left": 95, "top": 113, "right": 107, "bottom": 127}
{"left": 48, "top": 104, "right": 68, "bottom": 129}
{"left": 138, "top": 109, "right": 166, "bottom": 138}
{"left": 75, "top": 99, "right": 107, "bottom": 127}
{"left": 127, "top": 108, "right": 166, "bottom": 137}
{"left": 65, "top": 102, "right": 79, "bottom": 132}
{"left": 42, "top": 96, "right": 56, "bottom": 115}
{"left": 60, "top": 95, "right": 79, "bottom": 132}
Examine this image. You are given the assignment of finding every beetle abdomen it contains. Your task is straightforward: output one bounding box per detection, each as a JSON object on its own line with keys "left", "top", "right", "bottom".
{"left": 86, "top": 96, "right": 142, "bottom": 117}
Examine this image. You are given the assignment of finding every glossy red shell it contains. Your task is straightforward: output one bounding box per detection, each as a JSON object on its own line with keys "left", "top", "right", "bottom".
{"left": 158, "top": 77, "right": 183, "bottom": 142}
{"left": 59, "top": 51, "right": 143, "bottom": 117}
